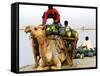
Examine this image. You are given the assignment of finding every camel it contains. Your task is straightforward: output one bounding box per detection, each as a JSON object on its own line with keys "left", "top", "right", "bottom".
{"left": 24, "top": 26, "right": 39, "bottom": 68}
{"left": 24, "top": 25, "right": 73, "bottom": 70}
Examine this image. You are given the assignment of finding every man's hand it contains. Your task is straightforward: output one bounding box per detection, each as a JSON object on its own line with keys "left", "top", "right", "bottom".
{"left": 54, "top": 20, "right": 58, "bottom": 24}
{"left": 55, "top": 20, "right": 58, "bottom": 23}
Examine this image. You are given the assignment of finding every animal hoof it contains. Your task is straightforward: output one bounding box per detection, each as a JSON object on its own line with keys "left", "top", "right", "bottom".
{"left": 37, "top": 67, "right": 43, "bottom": 70}
{"left": 69, "top": 62, "right": 73, "bottom": 66}
{"left": 51, "top": 66, "right": 61, "bottom": 70}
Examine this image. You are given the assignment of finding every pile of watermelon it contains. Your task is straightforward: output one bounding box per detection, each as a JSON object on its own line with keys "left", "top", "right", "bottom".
{"left": 74, "top": 47, "right": 96, "bottom": 59}
{"left": 45, "top": 24, "right": 78, "bottom": 39}
{"left": 46, "top": 24, "right": 59, "bottom": 35}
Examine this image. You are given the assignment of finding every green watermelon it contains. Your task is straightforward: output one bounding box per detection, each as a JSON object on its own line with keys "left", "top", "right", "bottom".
{"left": 66, "top": 31, "right": 71, "bottom": 38}
{"left": 75, "top": 32, "right": 78, "bottom": 39}
{"left": 80, "top": 53, "right": 85, "bottom": 59}
{"left": 65, "top": 27, "right": 72, "bottom": 38}
{"left": 76, "top": 47, "right": 83, "bottom": 54}
{"left": 72, "top": 30, "right": 78, "bottom": 39}
{"left": 88, "top": 52, "right": 93, "bottom": 57}
{"left": 65, "top": 26, "right": 70, "bottom": 31}
{"left": 84, "top": 50, "right": 89, "bottom": 57}
{"left": 92, "top": 50, "right": 96, "bottom": 56}
{"left": 54, "top": 29, "right": 59, "bottom": 35}
{"left": 59, "top": 27, "right": 66, "bottom": 36}
{"left": 51, "top": 25, "right": 59, "bottom": 35}
{"left": 46, "top": 26, "right": 52, "bottom": 35}
{"left": 75, "top": 53, "right": 80, "bottom": 58}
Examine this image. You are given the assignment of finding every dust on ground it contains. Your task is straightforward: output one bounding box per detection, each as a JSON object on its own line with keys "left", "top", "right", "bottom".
{"left": 19, "top": 56, "right": 96, "bottom": 71}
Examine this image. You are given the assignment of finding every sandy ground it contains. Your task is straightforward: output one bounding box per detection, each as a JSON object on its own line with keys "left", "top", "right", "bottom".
{"left": 19, "top": 56, "right": 96, "bottom": 72}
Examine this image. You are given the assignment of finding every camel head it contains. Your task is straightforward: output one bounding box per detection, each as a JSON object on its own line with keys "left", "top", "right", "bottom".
{"left": 25, "top": 25, "right": 46, "bottom": 33}
{"left": 25, "top": 25, "right": 46, "bottom": 43}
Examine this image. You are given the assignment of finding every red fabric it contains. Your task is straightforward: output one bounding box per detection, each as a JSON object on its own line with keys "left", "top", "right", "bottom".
{"left": 42, "top": 8, "right": 60, "bottom": 24}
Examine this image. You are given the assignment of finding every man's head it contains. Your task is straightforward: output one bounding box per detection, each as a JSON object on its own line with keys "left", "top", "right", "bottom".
{"left": 64, "top": 20, "right": 68, "bottom": 27}
{"left": 85, "top": 36, "right": 89, "bottom": 41}
{"left": 48, "top": 5, "right": 53, "bottom": 10}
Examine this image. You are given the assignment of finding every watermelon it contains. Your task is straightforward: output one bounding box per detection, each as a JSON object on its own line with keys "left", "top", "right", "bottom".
{"left": 65, "top": 27, "right": 72, "bottom": 38}
{"left": 51, "top": 26, "right": 59, "bottom": 35}
{"left": 54, "top": 29, "right": 59, "bottom": 35}
{"left": 80, "top": 53, "right": 85, "bottom": 59}
{"left": 92, "top": 51, "right": 96, "bottom": 56}
{"left": 75, "top": 53, "right": 80, "bottom": 58}
{"left": 59, "top": 27, "right": 66, "bottom": 36}
{"left": 71, "top": 30, "right": 78, "bottom": 39}
{"left": 65, "top": 26, "right": 70, "bottom": 31}
{"left": 84, "top": 50, "right": 89, "bottom": 57}
{"left": 88, "top": 52, "right": 94, "bottom": 57}
{"left": 76, "top": 48, "right": 83, "bottom": 54}
{"left": 51, "top": 25, "right": 56, "bottom": 30}
{"left": 67, "top": 31, "right": 71, "bottom": 37}
{"left": 46, "top": 26, "right": 52, "bottom": 35}
{"left": 75, "top": 32, "right": 78, "bottom": 39}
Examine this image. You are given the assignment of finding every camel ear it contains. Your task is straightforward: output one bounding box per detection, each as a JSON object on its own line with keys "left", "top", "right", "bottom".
{"left": 42, "top": 25, "right": 46, "bottom": 30}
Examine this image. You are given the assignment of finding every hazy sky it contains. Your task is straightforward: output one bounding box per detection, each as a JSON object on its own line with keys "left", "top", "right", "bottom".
{"left": 19, "top": 5, "right": 96, "bottom": 28}
{"left": 19, "top": 5, "right": 96, "bottom": 68}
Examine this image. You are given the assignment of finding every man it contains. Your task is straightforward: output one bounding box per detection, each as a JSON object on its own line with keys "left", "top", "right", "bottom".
{"left": 64, "top": 20, "right": 68, "bottom": 27}
{"left": 79, "top": 36, "right": 96, "bottom": 57}
{"left": 81, "top": 36, "right": 93, "bottom": 50}
{"left": 64, "top": 20, "right": 72, "bottom": 49}
{"left": 64, "top": 20, "right": 72, "bottom": 31}
{"left": 42, "top": 5, "right": 61, "bottom": 26}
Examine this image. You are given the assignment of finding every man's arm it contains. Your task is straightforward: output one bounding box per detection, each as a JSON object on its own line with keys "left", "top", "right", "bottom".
{"left": 42, "top": 12, "right": 48, "bottom": 25}
{"left": 54, "top": 8, "right": 60, "bottom": 23}
{"left": 81, "top": 42, "right": 87, "bottom": 48}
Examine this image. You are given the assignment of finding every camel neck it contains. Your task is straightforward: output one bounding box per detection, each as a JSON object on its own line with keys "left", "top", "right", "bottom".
{"left": 37, "top": 36, "right": 46, "bottom": 46}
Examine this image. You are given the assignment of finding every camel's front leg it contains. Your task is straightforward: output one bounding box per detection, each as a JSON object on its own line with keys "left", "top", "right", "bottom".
{"left": 51, "top": 56, "right": 61, "bottom": 70}
{"left": 37, "top": 58, "right": 50, "bottom": 70}
{"left": 32, "top": 39, "right": 39, "bottom": 68}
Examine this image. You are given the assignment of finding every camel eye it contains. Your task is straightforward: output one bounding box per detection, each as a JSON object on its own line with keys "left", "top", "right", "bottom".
{"left": 34, "top": 28, "right": 37, "bottom": 31}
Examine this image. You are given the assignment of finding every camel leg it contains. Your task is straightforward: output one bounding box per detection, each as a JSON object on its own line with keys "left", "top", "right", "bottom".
{"left": 51, "top": 56, "right": 61, "bottom": 70}
{"left": 59, "top": 39, "right": 73, "bottom": 66}
{"left": 37, "top": 58, "right": 50, "bottom": 70}
{"left": 32, "top": 39, "right": 39, "bottom": 68}
{"left": 58, "top": 52, "right": 66, "bottom": 62}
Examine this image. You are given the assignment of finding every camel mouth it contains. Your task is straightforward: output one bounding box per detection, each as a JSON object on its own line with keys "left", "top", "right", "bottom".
{"left": 24, "top": 29, "right": 30, "bottom": 33}
{"left": 24, "top": 26, "right": 31, "bottom": 33}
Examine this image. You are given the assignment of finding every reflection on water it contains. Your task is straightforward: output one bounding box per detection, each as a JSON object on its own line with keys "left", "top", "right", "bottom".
{"left": 19, "top": 30, "right": 96, "bottom": 68}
